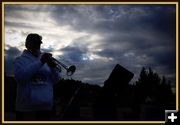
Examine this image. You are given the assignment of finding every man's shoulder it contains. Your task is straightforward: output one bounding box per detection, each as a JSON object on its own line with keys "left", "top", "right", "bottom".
{"left": 15, "top": 50, "right": 33, "bottom": 62}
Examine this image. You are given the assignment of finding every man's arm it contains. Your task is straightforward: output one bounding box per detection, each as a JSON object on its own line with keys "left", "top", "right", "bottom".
{"left": 14, "top": 57, "right": 43, "bottom": 83}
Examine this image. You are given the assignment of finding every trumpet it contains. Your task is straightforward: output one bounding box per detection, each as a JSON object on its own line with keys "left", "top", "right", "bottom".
{"left": 50, "top": 57, "right": 76, "bottom": 76}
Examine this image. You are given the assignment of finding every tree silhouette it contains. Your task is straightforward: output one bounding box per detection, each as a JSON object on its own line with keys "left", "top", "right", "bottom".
{"left": 133, "top": 67, "right": 175, "bottom": 120}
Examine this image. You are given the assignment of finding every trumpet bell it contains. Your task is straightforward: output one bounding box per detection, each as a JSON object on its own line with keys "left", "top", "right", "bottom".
{"left": 67, "top": 65, "right": 76, "bottom": 76}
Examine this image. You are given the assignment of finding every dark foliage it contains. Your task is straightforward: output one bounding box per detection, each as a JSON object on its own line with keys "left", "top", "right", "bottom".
{"left": 132, "top": 67, "right": 175, "bottom": 120}
{"left": 4, "top": 66, "right": 175, "bottom": 121}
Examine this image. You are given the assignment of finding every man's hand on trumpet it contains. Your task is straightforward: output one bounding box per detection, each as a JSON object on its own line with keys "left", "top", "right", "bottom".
{"left": 40, "top": 53, "right": 57, "bottom": 68}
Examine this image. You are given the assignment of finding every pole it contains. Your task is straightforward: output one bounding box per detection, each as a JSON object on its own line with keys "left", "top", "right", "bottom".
{"left": 60, "top": 86, "right": 81, "bottom": 119}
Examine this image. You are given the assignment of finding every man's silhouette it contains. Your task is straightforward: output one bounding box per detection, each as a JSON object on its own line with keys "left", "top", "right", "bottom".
{"left": 14, "top": 33, "right": 60, "bottom": 120}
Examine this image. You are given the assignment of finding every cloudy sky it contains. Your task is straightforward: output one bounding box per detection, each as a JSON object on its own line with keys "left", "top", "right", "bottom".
{"left": 4, "top": 4, "right": 176, "bottom": 86}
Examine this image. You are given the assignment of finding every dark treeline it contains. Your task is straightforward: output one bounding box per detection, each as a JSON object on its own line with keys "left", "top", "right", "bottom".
{"left": 4, "top": 66, "right": 175, "bottom": 121}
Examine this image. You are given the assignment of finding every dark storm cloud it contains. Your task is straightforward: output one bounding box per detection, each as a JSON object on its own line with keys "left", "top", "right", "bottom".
{"left": 48, "top": 4, "right": 176, "bottom": 84}
{"left": 5, "top": 21, "right": 36, "bottom": 29}
{"left": 74, "top": 61, "right": 116, "bottom": 85}
{"left": 4, "top": 45, "right": 21, "bottom": 75}
{"left": 60, "top": 46, "right": 88, "bottom": 63}
{"left": 138, "top": 5, "right": 176, "bottom": 37}
{"left": 50, "top": 4, "right": 175, "bottom": 34}
{"left": 4, "top": 4, "right": 53, "bottom": 16}
{"left": 4, "top": 4, "right": 176, "bottom": 85}
{"left": 56, "top": 35, "right": 91, "bottom": 63}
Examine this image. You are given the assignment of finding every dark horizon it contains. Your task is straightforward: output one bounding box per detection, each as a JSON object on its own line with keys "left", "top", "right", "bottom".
{"left": 4, "top": 63, "right": 176, "bottom": 121}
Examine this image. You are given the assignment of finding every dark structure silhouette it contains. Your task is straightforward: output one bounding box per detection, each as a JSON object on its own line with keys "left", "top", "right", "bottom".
{"left": 93, "top": 64, "right": 134, "bottom": 120}
{"left": 104, "top": 64, "right": 134, "bottom": 93}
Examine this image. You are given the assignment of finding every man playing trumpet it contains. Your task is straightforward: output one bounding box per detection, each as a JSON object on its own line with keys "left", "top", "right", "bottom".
{"left": 14, "top": 33, "right": 61, "bottom": 120}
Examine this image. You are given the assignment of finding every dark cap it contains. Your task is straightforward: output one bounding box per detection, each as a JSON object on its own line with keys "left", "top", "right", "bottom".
{"left": 25, "top": 33, "right": 42, "bottom": 48}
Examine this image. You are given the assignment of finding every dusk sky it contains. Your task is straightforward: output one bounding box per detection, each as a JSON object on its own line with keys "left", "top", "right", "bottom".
{"left": 4, "top": 4, "right": 176, "bottom": 86}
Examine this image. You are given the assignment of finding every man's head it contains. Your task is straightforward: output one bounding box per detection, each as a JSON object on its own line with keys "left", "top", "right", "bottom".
{"left": 25, "top": 33, "right": 42, "bottom": 56}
